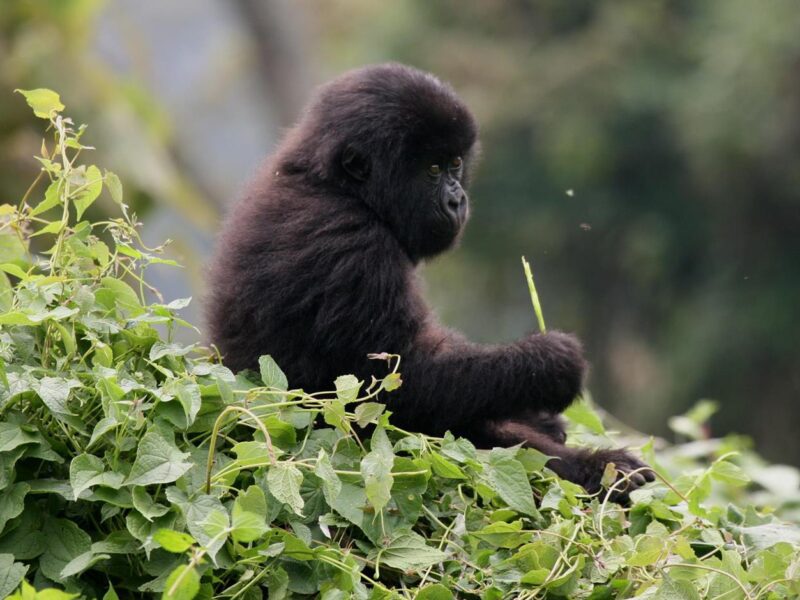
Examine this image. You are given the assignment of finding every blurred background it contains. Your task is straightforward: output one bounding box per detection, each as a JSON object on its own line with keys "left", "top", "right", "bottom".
{"left": 1, "top": 0, "right": 798, "bottom": 464}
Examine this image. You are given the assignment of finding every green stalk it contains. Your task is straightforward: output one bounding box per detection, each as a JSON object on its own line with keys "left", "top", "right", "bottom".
{"left": 205, "top": 405, "right": 276, "bottom": 494}
{"left": 521, "top": 256, "right": 546, "bottom": 333}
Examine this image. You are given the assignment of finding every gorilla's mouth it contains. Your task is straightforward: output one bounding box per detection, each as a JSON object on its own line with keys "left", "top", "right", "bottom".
{"left": 433, "top": 205, "right": 462, "bottom": 237}
{"left": 426, "top": 205, "right": 466, "bottom": 253}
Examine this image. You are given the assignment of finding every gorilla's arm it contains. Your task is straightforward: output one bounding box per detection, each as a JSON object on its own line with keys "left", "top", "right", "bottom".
{"left": 388, "top": 327, "right": 585, "bottom": 436}
{"left": 312, "top": 232, "right": 585, "bottom": 437}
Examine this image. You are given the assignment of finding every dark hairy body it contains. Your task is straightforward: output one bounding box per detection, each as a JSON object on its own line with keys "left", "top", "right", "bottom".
{"left": 207, "top": 63, "right": 653, "bottom": 500}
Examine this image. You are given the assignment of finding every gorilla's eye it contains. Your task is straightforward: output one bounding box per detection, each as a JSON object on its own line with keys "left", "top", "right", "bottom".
{"left": 428, "top": 164, "right": 442, "bottom": 176}
{"left": 450, "top": 157, "right": 463, "bottom": 169}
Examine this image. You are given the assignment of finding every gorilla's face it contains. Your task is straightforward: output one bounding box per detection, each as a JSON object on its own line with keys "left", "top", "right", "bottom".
{"left": 340, "top": 143, "right": 474, "bottom": 261}
{"left": 402, "top": 153, "right": 470, "bottom": 259}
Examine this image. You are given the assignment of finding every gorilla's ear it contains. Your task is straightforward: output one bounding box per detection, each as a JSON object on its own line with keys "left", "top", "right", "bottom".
{"left": 341, "top": 145, "right": 371, "bottom": 182}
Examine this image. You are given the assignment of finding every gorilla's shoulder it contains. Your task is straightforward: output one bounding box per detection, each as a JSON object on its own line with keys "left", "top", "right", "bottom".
{"left": 223, "top": 171, "right": 405, "bottom": 272}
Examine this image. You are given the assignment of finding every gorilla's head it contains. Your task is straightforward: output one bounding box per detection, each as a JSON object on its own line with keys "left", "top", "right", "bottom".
{"left": 282, "top": 63, "right": 479, "bottom": 261}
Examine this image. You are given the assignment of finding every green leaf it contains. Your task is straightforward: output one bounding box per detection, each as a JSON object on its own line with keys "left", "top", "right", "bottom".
{"left": 104, "top": 170, "right": 124, "bottom": 205}
{"left": 261, "top": 415, "right": 297, "bottom": 448}
{"left": 92, "top": 531, "right": 139, "bottom": 555}
{"left": 653, "top": 574, "right": 701, "bottom": 599}
{"left": 200, "top": 510, "right": 229, "bottom": 561}
{"left": 361, "top": 427, "right": 394, "bottom": 512}
{"left": 354, "top": 401, "right": 385, "bottom": 427}
{"left": 102, "top": 584, "right": 120, "bottom": 600}
{"left": 0, "top": 510, "right": 45, "bottom": 559}
{"left": 30, "top": 220, "right": 64, "bottom": 237}
{"left": 39, "top": 519, "right": 92, "bottom": 583}
{"left": 69, "top": 453, "right": 124, "bottom": 500}
{"left": 231, "top": 486, "right": 268, "bottom": 543}
{"left": 0, "top": 230, "right": 27, "bottom": 265}
{"left": 60, "top": 550, "right": 111, "bottom": 578}
{"left": 380, "top": 372, "right": 402, "bottom": 392}
{"left": 322, "top": 400, "right": 347, "bottom": 432}
{"left": 516, "top": 541, "right": 560, "bottom": 584}
{"left": 150, "top": 342, "right": 197, "bottom": 361}
{"left": 710, "top": 459, "right": 750, "bottom": 487}
{"left": 0, "top": 263, "right": 28, "bottom": 280}
{"left": 30, "top": 180, "right": 62, "bottom": 216}
{"left": 668, "top": 400, "right": 719, "bottom": 440}
{"left": 73, "top": 165, "right": 103, "bottom": 220}
{"left": 25, "top": 480, "right": 73, "bottom": 499}
{"left": 327, "top": 482, "right": 368, "bottom": 533}
{"left": 334, "top": 374, "right": 361, "bottom": 402}
{"left": 15, "top": 88, "right": 65, "bottom": 119}
{"left": 314, "top": 449, "right": 342, "bottom": 504}
{"left": 153, "top": 529, "right": 196, "bottom": 553}
{"left": 0, "top": 272, "right": 12, "bottom": 312}
{"left": 125, "top": 430, "right": 193, "bottom": 486}
{"left": 627, "top": 535, "right": 664, "bottom": 566}
{"left": 259, "top": 355, "right": 288, "bottom": 390}
{"left": 266, "top": 463, "right": 304, "bottom": 516}
{"left": 34, "top": 377, "right": 81, "bottom": 417}
{"left": 730, "top": 520, "right": 800, "bottom": 550}
{"left": 100, "top": 277, "right": 142, "bottom": 314}
{"left": 375, "top": 532, "right": 447, "bottom": 571}
{"left": 87, "top": 417, "right": 119, "bottom": 449}
{"left": 484, "top": 449, "right": 539, "bottom": 517}
{"left": 472, "top": 520, "right": 528, "bottom": 549}
{"left": 162, "top": 564, "right": 200, "bottom": 600}
{"left": 89, "top": 239, "right": 110, "bottom": 267}
{"left": 132, "top": 487, "right": 170, "bottom": 521}
{"left": 0, "top": 483, "right": 30, "bottom": 532}
{"left": 430, "top": 452, "right": 467, "bottom": 479}
{"left": 0, "top": 311, "right": 34, "bottom": 326}
{"left": 0, "top": 554, "right": 27, "bottom": 599}
{"left": 231, "top": 441, "right": 274, "bottom": 469}
{"left": 416, "top": 585, "right": 454, "bottom": 600}
{"left": 162, "top": 379, "right": 202, "bottom": 427}
{"left": 265, "top": 567, "right": 289, "bottom": 599}
{"left": 278, "top": 530, "right": 315, "bottom": 560}
{"left": 707, "top": 550, "right": 749, "bottom": 600}
{"left": 165, "top": 489, "right": 226, "bottom": 560}
{"left": 563, "top": 395, "right": 605, "bottom": 434}
{"left": 0, "top": 423, "right": 39, "bottom": 453}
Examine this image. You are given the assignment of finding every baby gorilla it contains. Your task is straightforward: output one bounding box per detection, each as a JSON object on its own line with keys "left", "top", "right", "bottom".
{"left": 207, "top": 63, "right": 653, "bottom": 501}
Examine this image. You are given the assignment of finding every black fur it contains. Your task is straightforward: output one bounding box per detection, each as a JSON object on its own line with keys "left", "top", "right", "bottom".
{"left": 207, "top": 63, "right": 653, "bottom": 501}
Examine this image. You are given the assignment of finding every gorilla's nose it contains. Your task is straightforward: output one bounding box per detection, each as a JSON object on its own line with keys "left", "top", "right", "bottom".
{"left": 446, "top": 191, "right": 467, "bottom": 220}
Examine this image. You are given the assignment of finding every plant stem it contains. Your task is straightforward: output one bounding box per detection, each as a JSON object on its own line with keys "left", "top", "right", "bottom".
{"left": 522, "top": 256, "right": 546, "bottom": 333}
{"left": 205, "top": 405, "right": 276, "bottom": 494}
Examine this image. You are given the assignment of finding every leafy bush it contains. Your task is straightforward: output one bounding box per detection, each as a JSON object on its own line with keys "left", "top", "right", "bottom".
{"left": 0, "top": 91, "right": 798, "bottom": 599}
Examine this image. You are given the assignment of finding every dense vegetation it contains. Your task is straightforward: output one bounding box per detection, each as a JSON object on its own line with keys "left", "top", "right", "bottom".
{"left": 0, "top": 92, "right": 798, "bottom": 599}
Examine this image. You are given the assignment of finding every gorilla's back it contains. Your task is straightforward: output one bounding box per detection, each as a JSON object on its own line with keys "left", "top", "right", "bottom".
{"left": 206, "top": 166, "right": 406, "bottom": 389}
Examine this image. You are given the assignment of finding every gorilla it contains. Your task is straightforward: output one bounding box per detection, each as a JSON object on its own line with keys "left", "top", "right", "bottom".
{"left": 207, "top": 63, "right": 653, "bottom": 500}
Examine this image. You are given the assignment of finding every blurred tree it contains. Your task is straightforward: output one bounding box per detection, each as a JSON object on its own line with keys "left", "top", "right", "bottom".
{"left": 0, "top": 0, "right": 219, "bottom": 325}
{"left": 0, "top": 0, "right": 313, "bottom": 332}
{"left": 0, "top": 0, "right": 215, "bottom": 227}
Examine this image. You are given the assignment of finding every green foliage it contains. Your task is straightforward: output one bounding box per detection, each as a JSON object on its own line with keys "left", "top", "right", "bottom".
{"left": 0, "top": 92, "right": 798, "bottom": 598}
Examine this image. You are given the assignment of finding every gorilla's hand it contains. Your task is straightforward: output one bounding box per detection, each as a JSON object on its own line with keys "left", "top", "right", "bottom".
{"left": 520, "top": 331, "right": 587, "bottom": 414}
{"left": 576, "top": 448, "right": 656, "bottom": 504}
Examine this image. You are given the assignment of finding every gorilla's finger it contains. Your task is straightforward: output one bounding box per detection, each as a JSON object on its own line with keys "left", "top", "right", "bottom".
{"left": 629, "top": 472, "right": 646, "bottom": 487}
